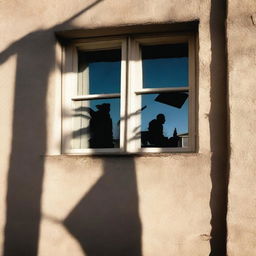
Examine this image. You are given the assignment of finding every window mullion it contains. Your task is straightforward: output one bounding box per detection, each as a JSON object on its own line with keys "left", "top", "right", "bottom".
{"left": 119, "top": 39, "right": 128, "bottom": 151}
{"left": 126, "top": 38, "right": 142, "bottom": 153}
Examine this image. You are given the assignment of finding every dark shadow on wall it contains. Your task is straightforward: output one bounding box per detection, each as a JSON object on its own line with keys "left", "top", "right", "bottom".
{"left": 64, "top": 157, "right": 142, "bottom": 256}
{"left": 209, "top": 0, "right": 229, "bottom": 255}
{"left": 0, "top": 1, "right": 104, "bottom": 255}
{"left": 0, "top": 30, "right": 54, "bottom": 256}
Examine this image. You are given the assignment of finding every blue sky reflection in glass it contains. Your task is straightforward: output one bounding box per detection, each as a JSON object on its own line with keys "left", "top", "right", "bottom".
{"left": 142, "top": 43, "right": 188, "bottom": 88}
{"left": 78, "top": 49, "right": 121, "bottom": 95}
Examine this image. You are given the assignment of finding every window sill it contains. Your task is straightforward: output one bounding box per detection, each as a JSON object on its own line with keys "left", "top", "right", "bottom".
{"left": 42, "top": 149, "right": 197, "bottom": 158}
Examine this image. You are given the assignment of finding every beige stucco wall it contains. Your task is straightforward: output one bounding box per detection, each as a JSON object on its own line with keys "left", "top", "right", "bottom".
{"left": 3, "top": 0, "right": 254, "bottom": 255}
{"left": 227, "top": 1, "right": 256, "bottom": 255}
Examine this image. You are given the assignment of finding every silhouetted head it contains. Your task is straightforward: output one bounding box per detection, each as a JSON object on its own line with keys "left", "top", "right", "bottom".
{"left": 156, "top": 114, "right": 165, "bottom": 124}
{"left": 96, "top": 103, "right": 110, "bottom": 112}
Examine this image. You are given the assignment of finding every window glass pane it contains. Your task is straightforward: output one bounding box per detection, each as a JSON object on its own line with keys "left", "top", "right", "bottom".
{"left": 78, "top": 49, "right": 121, "bottom": 95}
{"left": 142, "top": 43, "right": 188, "bottom": 88}
{"left": 72, "top": 98, "right": 120, "bottom": 149}
{"left": 140, "top": 93, "right": 189, "bottom": 148}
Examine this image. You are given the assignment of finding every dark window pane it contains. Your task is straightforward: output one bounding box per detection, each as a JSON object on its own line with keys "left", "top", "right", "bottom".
{"left": 140, "top": 93, "right": 188, "bottom": 148}
{"left": 142, "top": 43, "right": 188, "bottom": 88}
{"left": 78, "top": 49, "right": 121, "bottom": 95}
{"left": 72, "top": 98, "right": 120, "bottom": 149}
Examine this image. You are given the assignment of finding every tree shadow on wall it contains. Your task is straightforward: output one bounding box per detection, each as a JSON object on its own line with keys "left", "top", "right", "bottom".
{"left": 64, "top": 157, "right": 142, "bottom": 256}
{"left": 0, "top": 1, "right": 104, "bottom": 255}
{"left": 209, "top": 0, "right": 229, "bottom": 255}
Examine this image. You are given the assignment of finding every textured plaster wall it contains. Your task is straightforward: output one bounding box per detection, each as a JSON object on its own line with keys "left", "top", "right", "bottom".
{"left": 0, "top": 0, "right": 229, "bottom": 255}
{"left": 227, "top": 0, "right": 256, "bottom": 255}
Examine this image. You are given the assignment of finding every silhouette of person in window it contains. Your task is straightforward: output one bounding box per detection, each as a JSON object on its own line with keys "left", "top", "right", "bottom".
{"left": 148, "top": 114, "right": 180, "bottom": 147}
{"left": 148, "top": 114, "right": 169, "bottom": 146}
{"left": 89, "top": 103, "right": 114, "bottom": 148}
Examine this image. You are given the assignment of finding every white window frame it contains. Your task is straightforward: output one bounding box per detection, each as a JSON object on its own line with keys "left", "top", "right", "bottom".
{"left": 62, "top": 33, "right": 196, "bottom": 154}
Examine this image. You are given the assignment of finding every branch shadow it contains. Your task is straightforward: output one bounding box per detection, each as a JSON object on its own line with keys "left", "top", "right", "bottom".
{"left": 64, "top": 157, "right": 142, "bottom": 256}
{"left": 1, "top": 1, "right": 104, "bottom": 255}
{"left": 209, "top": 0, "right": 229, "bottom": 255}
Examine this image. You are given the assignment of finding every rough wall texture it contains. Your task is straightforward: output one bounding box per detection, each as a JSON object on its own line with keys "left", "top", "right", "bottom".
{"left": 227, "top": 0, "right": 256, "bottom": 255}
{"left": 0, "top": 0, "right": 238, "bottom": 255}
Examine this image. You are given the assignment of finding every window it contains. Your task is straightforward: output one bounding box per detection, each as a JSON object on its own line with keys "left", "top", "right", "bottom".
{"left": 62, "top": 34, "right": 196, "bottom": 154}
